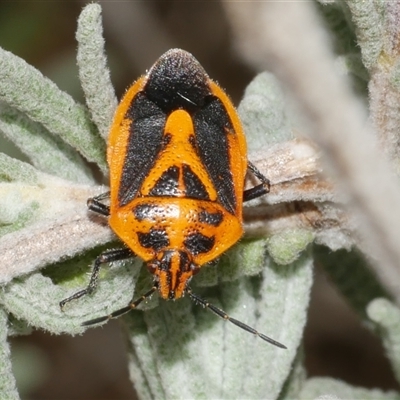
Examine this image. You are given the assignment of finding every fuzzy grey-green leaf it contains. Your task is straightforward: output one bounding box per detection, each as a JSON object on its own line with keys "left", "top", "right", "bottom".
{"left": 0, "top": 47, "right": 107, "bottom": 173}
{"left": 367, "top": 298, "right": 400, "bottom": 384}
{"left": 125, "top": 250, "right": 313, "bottom": 399}
{"left": 0, "top": 255, "right": 141, "bottom": 335}
{"left": 238, "top": 72, "right": 293, "bottom": 152}
{"left": 266, "top": 228, "right": 314, "bottom": 265}
{"left": 315, "top": 245, "right": 391, "bottom": 318}
{"left": 0, "top": 308, "right": 20, "bottom": 400}
{"left": 0, "top": 103, "right": 94, "bottom": 183}
{"left": 345, "top": 1, "right": 385, "bottom": 70}
{"left": 299, "top": 377, "right": 399, "bottom": 399}
{"left": 0, "top": 153, "right": 38, "bottom": 184}
{"left": 76, "top": 3, "right": 118, "bottom": 140}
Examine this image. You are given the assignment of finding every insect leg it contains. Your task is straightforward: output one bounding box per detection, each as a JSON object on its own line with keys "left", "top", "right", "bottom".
{"left": 186, "top": 288, "right": 286, "bottom": 348}
{"left": 81, "top": 285, "right": 158, "bottom": 326}
{"left": 87, "top": 191, "right": 110, "bottom": 216}
{"left": 243, "top": 161, "right": 270, "bottom": 202}
{"left": 59, "top": 248, "right": 134, "bottom": 310}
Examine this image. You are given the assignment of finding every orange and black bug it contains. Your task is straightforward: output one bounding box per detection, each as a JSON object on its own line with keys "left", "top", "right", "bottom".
{"left": 60, "top": 49, "right": 285, "bottom": 349}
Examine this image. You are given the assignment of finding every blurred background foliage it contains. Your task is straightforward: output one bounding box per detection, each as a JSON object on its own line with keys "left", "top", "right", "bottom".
{"left": 1, "top": 1, "right": 399, "bottom": 399}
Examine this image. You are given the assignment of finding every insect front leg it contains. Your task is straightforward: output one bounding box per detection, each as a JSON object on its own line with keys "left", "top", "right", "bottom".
{"left": 243, "top": 161, "right": 271, "bottom": 202}
{"left": 59, "top": 248, "right": 134, "bottom": 310}
{"left": 82, "top": 286, "right": 158, "bottom": 326}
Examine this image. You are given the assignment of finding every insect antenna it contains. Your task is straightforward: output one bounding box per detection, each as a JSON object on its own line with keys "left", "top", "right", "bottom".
{"left": 186, "top": 288, "right": 286, "bottom": 349}
{"left": 81, "top": 285, "right": 158, "bottom": 326}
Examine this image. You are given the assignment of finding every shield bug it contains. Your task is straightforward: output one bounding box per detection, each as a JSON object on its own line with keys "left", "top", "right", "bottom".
{"left": 60, "top": 49, "right": 285, "bottom": 349}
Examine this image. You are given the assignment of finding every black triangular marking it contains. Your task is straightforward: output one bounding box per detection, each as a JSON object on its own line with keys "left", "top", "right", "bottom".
{"left": 183, "top": 164, "right": 210, "bottom": 200}
{"left": 149, "top": 166, "right": 180, "bottom": 197}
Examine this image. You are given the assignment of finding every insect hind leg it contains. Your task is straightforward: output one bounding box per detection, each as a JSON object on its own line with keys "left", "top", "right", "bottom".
{"left": 243, "top": 161, "right": 270, "bottom": 202}
{"left": 59, "top": 248, "right": 134, "bottom": 310}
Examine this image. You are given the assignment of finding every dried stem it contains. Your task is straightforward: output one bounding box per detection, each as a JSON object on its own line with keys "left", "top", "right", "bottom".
{"left": 0, "top": 139, "right": 345, "bottom": 285}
